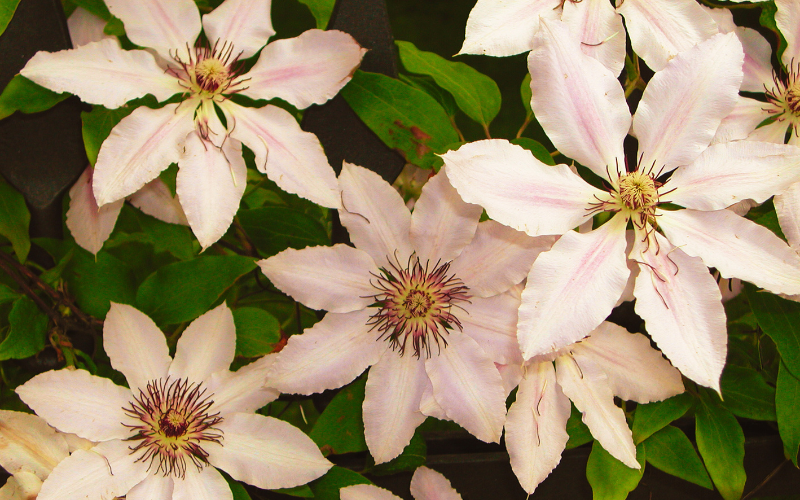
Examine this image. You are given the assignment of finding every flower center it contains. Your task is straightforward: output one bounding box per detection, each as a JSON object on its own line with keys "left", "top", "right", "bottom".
{"left": 168, "top": 40, "right": 248, "bottom": 101}
{"left": 194, "top": 59, "right": 230, "bottom": 93}
{"left": 765, "top": 66, "right": 800, "bottom": 137}
{"left": 123, "top": 377, "right": 223, "bottom": 479}
{"left": 368, "top": 255, "right": 471, "bottom": 358}
{"left": 618, "top": 171, "right": 658, "bottom": 211}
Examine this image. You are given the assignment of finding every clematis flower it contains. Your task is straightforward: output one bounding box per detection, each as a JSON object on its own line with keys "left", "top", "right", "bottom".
{"left": 443, "top": 22, "right": 800, "bottom": 392}
{"left": 15, "top": 303, "right": 331, "bottom": 500}
{"left": 21, "top": 0, "right": 365, "bottom": 248}
{"left": 0, "top": 410, "right": 93, "bottom": 500}
{"left": 459, "top": 0, "right": 718, "bottom": 73}
{"left": 260, "top": 164, "right": 555, "bottom": 463}
{"left": 340, "top": 466, "right": 462, "bottom": 499}
{"left": 505, "top": 322, "right": 683, "bottom": 493}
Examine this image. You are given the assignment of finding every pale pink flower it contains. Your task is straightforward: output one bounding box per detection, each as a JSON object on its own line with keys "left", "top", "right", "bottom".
{"left": 340, "top": 466, "right": 462, "bottom": 500}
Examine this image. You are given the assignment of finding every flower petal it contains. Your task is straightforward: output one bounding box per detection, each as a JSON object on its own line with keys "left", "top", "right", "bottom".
{"left": 458, "top": 0, "right": 560, "bottom": 56}
{"left": 0, "top": 475, "right": 38, "bottom": 500}
{"left": 21, "top": 39, "right": 181, "bottom": 108}
{"left": 419, "top": 375, "right": 448, "bottom": 421}
{"left": 450, "top": 221, "right": 556, "bottom": 298}
{"left": 617, "top": 0, "right": 718, "bottom": 72}
{"left": 267, "top": 310, "right": 386, "bottom": 395}
{"left": 517, "top": 214, "right": 630, "bottom": 359}
{"left": 425, "top": 331, "right": 506, "bottom": 444}
{"left": 505, "top": 362, "right": 570, "bottom": 494}
{"left": 16, "top": 369, "right": 131, "bottom": 442}
{"left": 442, "top": 140, "right": 601, "bottom": 237}
{"left": 631, "top": 231, "right": 726, "bottom": 391}
{"left": 460, "top": 294, "right": 522, "bottom": 365}
{"left": 338, "top": 162, "right": 413, "bottom": 268}
{"left": 572, "top": 322, "right": 684, "bottom": 403}
{"left": 363, "top": 351, "right": 428, "bottom": 464}
{"left": 225, "top": 102, "right": 340, "bottom": 209}
{"left": 776, "top": 0, "right": 800, "bottom": 67}
{"left": 0, "top": 410, "right": 68, "bottom": 479}
{"left": 562, "top": 0, "right": 626, "bottom": 75}
{"left": 206, "top": 413, "right": 330, "bottom": 489}
{"left": 241, "top": 30, "right": 365, "bottom": 109}
{"left": 169, "top": 303, "right": 236, "bottom": 383}
{"left": 711, "top": 96, "right": 771, "bottom": 145}
{"left": 68, "top": 7, "right": 113, "bottom": 47}
{"left": 738, "top": 27, "right": 776, "bottom": 92}
{"left": 206, "top": 355, "right": 279, "bottom": 415}
{"left": 258, "top": 244, "right": 378, "bottom": 313}
{"left": 410, "top": 466, "right": 463, "bottom": 500}
{"left": 172, "top": 465, "right": 232, "bottom": 500}
{"left": 528, "top": 19, "right": 629, "bottom": 177}
{"left": 103, "top": 303, "right": 171, "bottom": 392}
{"left": 667, "top": 141, "right": 800, "bottom": 211}
{"left": 93, "top": 102, "right": 196, "bottom": 206}
{"left": 634, "top": 33, "right": 744, "bottom": 173}
{"left": 775, "top": 183, "right": 800, "bottom": 251}
{"left": 129, "top": 178, "right": 189, "bottom": 226}
{"left": 202, "top": 0, "right": 274, "bottom": 60}
{"left": 658, "top": 208, "right": 800, "bottom": 295}
{"left": 66, "top": 167, "right": 123, "bottom": 255}
{"left": 127, "top": 475, "right": 174, "bottom": 500}
{"left": 409, "top": 168, "right": 482, "bottom": 264}
{"left": 105, "top": 0, "right": 200, "bottom": 60}
{"left": 341, "top": 484, "right": 401, "bottom": 500}
{"left": 555, "top": 355, "right": 639, "bottom": 469}
{"left": 176, "top": 134, "right": 247, "bottom": 249}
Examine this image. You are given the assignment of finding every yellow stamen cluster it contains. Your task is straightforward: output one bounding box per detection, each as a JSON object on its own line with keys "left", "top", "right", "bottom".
{"left": 618, "top": 171, "right": 659, "bottom": 211}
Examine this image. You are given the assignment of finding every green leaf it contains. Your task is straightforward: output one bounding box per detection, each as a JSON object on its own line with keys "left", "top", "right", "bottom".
{"left": 521, "top": 73, "right": 532, "bottom": 117}
{"left": 309, "top": 466, "right": 371, "bottom": 500}
{"left": 237, "top": 207, "right": 329, "bottom": 257}
{"left": 0, "top": 0, "right": 21, "bottom": 37}
{"left": 71, "top": 0, "right": 111, "bottom": 19}
{"left": 310, "top": 375, "right": 368, "bottom": 455}
{"left": 225, "top": 475, "right": 252, "bottom": 500}
{"left": 232, "top": 307, "right": 281, "bottom": 357}
{"left": 695, "top": 390, "right": 746, "bottom": 500}
{"left": 760, "top": 2, "right": 788, "bottom": 67}
{"left": 632, "top": 393, "right": 692, "bottom": 444}
{"left": 746, "top": 284, "right": 800, "bottom": 376}
{"left": 272, "top": 485, "right": 314, "bottom": 498}
{"left": 396, "top": 40, "right": 501, "bottom": 125}
{"left": 295, "top": 0, "right": 335, "bottom": 29}
{"left": 0, "top": 283, "right": 18, "bottom": 304}
{"left": 399, "top": 73, "right": 458, "bottom": 117}
{"left": 777, "top": 361, "right": 800, "bottom": 465}
{"left": 566, "top": 403, "right": 593, "bottom": 449}
{"left": 369, "top": 430, "right": 426, "bottom": 476}
{"left": 103, "top": 16, "right": 125, "bottom": 36}
{"left": 510, "top": 138, "right": 555, "bottom": 166}
{"left": 754, "top": 210, "right": 786, "bottom": 241}
{"left": 0, "top": 75, "right": 68, "bottom": 120}
{"left": 136, "top": 255, "right": 256, "bottom": 325}
{"left": 66, "top": 249, "right": 137, "bottom": 319}
{"left": 132, "top": 210, "right": 196, "bottom": 261}
{"left": 0, "top": 297, "right": 48, "bottom": 360}
{"left": 81, "top": 105, "right": 136, "bottom": 166}
{"left": 643, "top": 425, "right": 713, "bottom": 490}
{"left": 0, "top": 177, "right": 30, "bottom": 261}
{"left": 720, "top": 364, "right": 776, "bottom": 421}
{"left": 586, "top": 440, "right": 645, "bottom": 500}
{"left": 341, "top": 70, "right": 459, "bottom": 168}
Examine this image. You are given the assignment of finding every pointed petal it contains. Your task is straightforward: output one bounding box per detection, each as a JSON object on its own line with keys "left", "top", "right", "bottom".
{"left": 711, "top": 96, "right": 771, "bottom": 145}
{"left": 419, "top": 375, "right": 449, "bottom": 420}
{"left": 202, "top": 0, "right": 274, "bottom": 60}
{"left": 206, "top": 355, "right": 279, "bottom": 415}
{"left": 776, "top": 0, "right": 800, "bottom": 67}
{"left": 0, "top": 410, "right": 68, "bottom": 479}
{"left": 206, "top": 413, "right": 330, "bottom": 489}
{"left": 775, "top": 184, "right": 800, "bottom": 251}
{"left": 176, "top": 134, "right": 246, "bottom": 249}
{"left": 225, "top": 102, "right": 340, "bottom": 208}
{"left": 617, "top": 0, "right": 718, "bottom": 72}
{"left": 738, "top": 27, "right": 776, "bottom": 92}
{"left": 16, "top": 369, "right": 130, "bottom": 442}
{"left": 528, "top": 19, "right": 629, "bottom": 177}
{"left": 498, "top": 362, "right": 524, "bottom": 397}
{"left": 66, "top": 167, "right": 123, "bottom": 255}
{"left": 363, "top": 351, "right": 428, "bottom": 464}
{"left": 0, "top": 476, "right": 36, "bottom": 500}
{"left": 242, "top": 30, "right": 365, "bottom": 108}
{"left": 458, "top": 0, "right": 560, "bottom": 56}
{"left": 129, "top": 178, "right": 189, "bottom": 225}
{"left": 409, "top": 168, "right": 482, "bottom": 264}
{"left": 517, "top": 214, "right": 629, "bottom": 359}
{"left": 21, "top": 40, "right": 181, "bottom": 108}
{"left": 667, "top": 141, "right": 800, "bottom": 210}
{"left": 258, "top": 244, "right": 378, "bottom": 313}
{"left": 410, "top": 466, "right": 463, "bottom": 500}
{"left": 573, "top": 322, "right": 684, "bottom": 403}
{"left": 338, "top": 162, "right": 413, "bottom": 268}
{"left": 103, "top": 303, "right": 171, "bottom": 392}
{"left": 635, "top": 33, "right": 744, "bottom": 173}
{"left": 555, "top": 355, "right": 639, "bottom": 469}
{"left": 172, "top": 465, "right": 232, "bottom": 500}
{"left": 93, "top": 102, "right": 196, "bottom": 206}
{"left": 127, "top": 475, "right": 174, "bottom": 500}
{"left": 631, "top": 231, "right": 726, "bottom": 391}
{"left": 562, "top": 0, "right": 626, "bottom": 75}
{"left": 341, "top": 484, "right": 401, "bottom": 500}
{"left": 442, "top": 140, "right": 601, "bottom": 237}
{"left": 105, "top": 0, "right": 200, "bottom": 60}
{"left": 658, "top": 208, "right": 800, "bottom": 295}
{"left": 170, "top": 303, "right": 236, "bottom": 383}
{"left": 460, "top": 294, "right": 521, "bottom": 365}
{"left": 450, "top": 221, "right": 556, "bottom": 298}
{"left": 68, "top": 7, "right": 112, "bottom": 47}
{"left": 505, "top": 362, "right": 570, "bottom": 494}
{"left": 36, "top": 440, "right": 148, "bottom": 500}
{"left": 267, "top": 310, "right": 386, "bottom": 394}
{"left": 425, "top": 331, "right": 506, "bottom": 443}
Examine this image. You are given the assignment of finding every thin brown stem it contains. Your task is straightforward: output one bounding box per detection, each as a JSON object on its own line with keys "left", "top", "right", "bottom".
{"left": 449, "top": 116, "right": 466, "bottom": 143}
{"left": 742, "top": 460, "right": 789, "bottom": 500}
{"left": 516, "top": 114, "right": 533, "bottom": 139}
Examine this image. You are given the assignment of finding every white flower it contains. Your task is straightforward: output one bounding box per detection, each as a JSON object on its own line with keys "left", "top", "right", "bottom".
{"left": 259, "top": 164, "right": 555, "bottom": 464}
{"left": 21, "top": 0, "right": 365, "bottom": 248}
{"left": 443, "top": 22, "right": 800, "bottom": 392}
{"left": 340, "top": 466, "right": 462, "bottom": 500}
{"left": 15, "top": 303, "right": 331, "bottom": 500}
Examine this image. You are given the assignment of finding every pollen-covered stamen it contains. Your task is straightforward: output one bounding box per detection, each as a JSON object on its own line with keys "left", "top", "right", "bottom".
{"left": 122, "top": 377, "right": 223, "bottom": 479}
{"left": 765, "top": 61, "right": 800, "bottom": 136}
{"left": 167, "top": 39, "right": 250, "bottom": 101}
{"left": 367, "top": 255, "right": 471, "bottom": 358}
{"left": 618, "top": 171, "right": 659, "bottom": 211}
